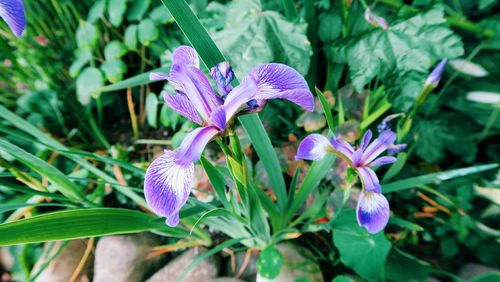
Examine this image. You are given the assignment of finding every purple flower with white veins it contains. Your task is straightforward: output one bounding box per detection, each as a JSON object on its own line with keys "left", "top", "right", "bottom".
{"left": 296, "top": 129, "right": 402, "bottom": 233}
{"left": 146, "top": 46, "right": 314, "bottom": 226}
{"left": 0, "top": 0, "right": 26, "bottom": 37}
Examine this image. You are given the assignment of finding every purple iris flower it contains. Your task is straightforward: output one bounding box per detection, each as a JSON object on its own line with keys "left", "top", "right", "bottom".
{"left": 0, "top": 0, "right": 26, "bottom": 37}
{"left": 145, "top": 46, "right": 314, "bottom": 226}
{"left": 296, "top": 129, "right": 402, "bottom": 233}
{"left": 425, "top": 59, "right": 447, "bottom": 87}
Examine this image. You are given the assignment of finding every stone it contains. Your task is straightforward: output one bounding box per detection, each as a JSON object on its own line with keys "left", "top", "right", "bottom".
{"left": 31, "top": 239, "right": 93, "bottom": 282}
{"left": 256, "top": 244, "right": 323, "bottom": 282}
{"left": 226, "top": 251, "right": 257, "bottom": 282}
{"left": 94, "top": 233, "right": 164, "bottom": 282}
{"left": 459, "top": 263, "right": 500, "bottom": 280}
{"left": 146, "top": 247, "right": 218, "bottom": 282}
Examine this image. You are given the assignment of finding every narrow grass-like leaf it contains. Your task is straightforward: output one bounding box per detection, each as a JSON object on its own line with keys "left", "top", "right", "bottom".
{"left": 389, "top": 217, "right": 424, "bottom": 231}
{"left": 190, "top": 208, "right": 230, "bottom": 235}
{"left": 100, "top": 66, "right": 170, "bottom": 92}
{"left": 0, "top": 139, "right": 84, "bottom": 202}
{"left": 200, "top": 156, "right": 229, "bottom": 209}
{"left": 383, "top": 163, "right": 498, "bottom": 193}
{"left": 316, "top": 87, "right": 335, "bottom": 133}
{"left": 0, "top": 208, "right": 186, "bottom": 246}
{"left": 0, "top": 203, "right": 72, "bottom": 213}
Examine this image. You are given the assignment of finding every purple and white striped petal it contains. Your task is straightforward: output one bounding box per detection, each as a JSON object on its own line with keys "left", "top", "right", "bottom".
{"left": 169, "top": 63, "right": 222, "bottom": 120}
{"left": 330, "top": 136, "right": 355, "bottom": 160}
{"left": 359, "top": 130, "right": 373, "bottom": 151}
{"left": 369, "top": 156, "right": 397, "bottom": 167}
{"left": 150, "top": 72, "right": 169, "bottom": 81}
{"left": 247, "top": 63, "right": 314, "bottom": 111}
{"left": 356, "top": 192, "right": 390, "bottom": 233}
{"left": 387, "top": 143, "right": 407, "bottom": 154}
{"left": 0, "top": 0, "right": 26, "bottom": 37}
{"left": 210, "top": 61, "right": 234, "bottom": 97}
{"left": 174, "top": 126, "right": 220, "bottom": 166}
{"left": 361, "top": 130, "right": 397, "bottom": 165}
{"left": 295, "top": 134, "right": 333, "bottom": 161}
{"left": 163, "top": 91, "right": 203, "bottom": 125}
{"left": 356, "top": 166, "right": 381, "bottom": 193}
{"left": 172, "top": 45, "right": 199, "bottom": 68}
{"left": 144, "top": 151, "right": 194, "bottom": 227}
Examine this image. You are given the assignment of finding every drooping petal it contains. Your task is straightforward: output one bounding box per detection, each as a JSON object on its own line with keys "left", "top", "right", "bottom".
{"left": 150, "top": 72, "right": 169, "bottom": 81}
{"left": 361, "top": 130, "right": 396, "bottom": 165}
{"left": 359, "top": 130, "right": 373, "bottom": 151}
{"left": 163, "top": 91, "right": 203, "bottom": 125}
{"left": 144, "top": 151, "right": 194, "bottom": 227}
{"left": 174, "top": 126, "right": 220, "bottom": 166}
{"left": 356, "top": 191, "right": 390, "bottom": 233}
{"left": 295, "top": 134, "right": 333, "bottom": 161}
{"left": 172, "top": 45, "right": 199, "bottom": 68}
{"left": 169, "top": 63, "right": 222, "bottom": 120}
{"left": 356, "top": 166, "right": 381, "bottom": 193}
{"left": 247, "top": 63, "right": 314, "bottom": 111}
{"left": 330, "top": 135, "right": 355, "bottom": 160}
{"left": 369, "top": 156, "right": 397, "bottom": 167}
{"left": 0, "top": 0, "right": 26, "bottom": 37}
{"left": 210, "top": 61, "right": 234, "bottom": 97}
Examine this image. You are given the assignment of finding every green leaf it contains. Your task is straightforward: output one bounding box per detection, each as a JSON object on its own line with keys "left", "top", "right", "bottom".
{"left": 124, "top": 24, "right": 139, "bottom": 50}
{"left": 149, "top": 5, "right": 173, "bottom": 24}
{"left": 0, "top": 208, "right": 185, "bottom": 246}
{"left": 257, "top": 246, "right": 284, "bottom": 279}
{"left": 76, "top": 67, "right": 104, "bottom": 104}
{"left": 127, "top": 0, "right": 151, "bottom": 21}
{"left": 383, "top": 163, "right": 499, "bottom": 193}
{"left": 200, "top": 157, "right": 229, "bottom": 209}
{"left": 100, "top": 59, "right": 127, "bottom": 83}
{"left": 87, "top": 0, "right": 106, "bottom": 23}
{"left": 385, "top": 248, "right": 431, "bottom": 282}
{"left": 332, "top": 5, "right": 464, "bottom": 110}
{"left": 159, "top": 103, "right": 180, "bottom": 129}
{"left": 100, "top": 66, "right": 170, "bottom": 92}
{"left": 0, "top": 139, "right": 83, "bottom": 202}
{"left": 76, "top": 22, "right": 99, "bottom": 50}
{"left": 210, "top": 0, "right": 312, "bottom": 76}
{"left": 332, "top": 209, "right": 391, "bottom": 280}
{"left": 104, "top": 40, "right": 127, "bottom": 60}
{"left": 382, "top": 152, "right": 407, "bottom": 182}
{"left": 69, "top": 49, "right": 92, "bottom": 78}
{"left": 107, "top": 0, "right": 127, "bottom": 27}
{"left": 146, "top": 92, "right": 159, "bottom": 128}
{"left": 138, "top": 18, "right": 159, "bottom": 46}
{"left": 315, "top": 87, "right": 335, "bottom": 133}
{"left": 414, "top": 119, "right": 455, "bottom": 163}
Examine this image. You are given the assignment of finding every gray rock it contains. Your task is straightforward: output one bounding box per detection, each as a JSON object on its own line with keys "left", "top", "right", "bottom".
{"left": 31, "top": 240, "right": 93, "bottom": 282}
{"left": 226, "top": 251, "right": 257, "bottom": 282}
{"left": 459, "top": 263, "right": 499, "bottom": 280}
{"left": 94, "top": 233, "right": 164, "bottom": 282}
{"left": 256, "top": 244, "right": 323, "bottom": 282}
{"left": 146, "top": 247, "right": 218, "bottom": 282}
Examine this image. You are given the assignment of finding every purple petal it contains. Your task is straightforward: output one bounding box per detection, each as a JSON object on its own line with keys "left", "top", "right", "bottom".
{"left": 352, "top": 149, "right": 363, "bottom": 166}
{"left": 247, "top": 63, "right": 314, "bottom": 111}
{"left": 169, "top": 63, "right": 222, "bottom": 120}
{"left": 163, "top": 91, "right": 203, "bottom": 125}
{"left": 360, "top": 130, "right": 373, "bottom": 151}
{"left": 369, "top": 156, "right": 397, "bottom": 167}
{"left": 361, "top": 130, "right": 397, "bottom": 165}
{"left": 356, "top": 166, "right": 381, "bottom": 193}
{"left": 172, "top": 45, "right": 199, "bottom": 68}
{"left": 0, "top": 0, "right": 26, "bottom": 37}
{"left": 210, "top": 61, "right": 234, "bottom": 96}
{"left": 144, "top": 151, "right": 194, "bottom": 227}
{"left": 387, "top": 143, "right": 407, "bottom": 154}
{"left": 364, "top": 8, "right": 388, "bottom": 30}
{"left": 295, "top": 134, "right": 332, "bottom": 161}
{"left": 356, "top": 191, "right": 390, "bottom": 233}
{"left": 150, "top": 72, "right": 169, "bottom": 81}
{"left": 174, "top": 126, "right": 220, "bottom": 166}
{"left": 425, "top": 59, "right": 447, "bottom": 86}
{"left": 330, "top": 135, "right": 355, "bottom": 160}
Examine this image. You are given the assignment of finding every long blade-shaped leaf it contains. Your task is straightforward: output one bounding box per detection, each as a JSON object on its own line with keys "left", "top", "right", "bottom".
{"left": 0, "top": 208, "right": 187, "bottom": 246}
{"left": 160, "top": 0, "right": 287, "bottom": 211}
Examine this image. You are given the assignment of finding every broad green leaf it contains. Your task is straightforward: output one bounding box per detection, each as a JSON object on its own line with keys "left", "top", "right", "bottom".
{"left": 0, "top": 139, "right": 83, "bottom": 202}
{"left": 87, "top": 0, "right": 106, "bottom": 23}
{"left": 101, "top": 59, "right": 127, "bottom": 83}
{"left": 76, "top": 22, "right": 99, "bottom": 50}
{"left": 69, "top": 49, "right": 92, "bottom": 78}
{"left": 149, "top": 5, "right": 173, "bottom": 24}
{"left": 127, "top": 0, "right": 151, "bottom": 21}
{"left": 104, "top": 40, "right": 127, "bottom": 60}
{"left": 332, "top": 209, "right": 391, "bottom": 280}
{"left": 385, "top": 248, "right": 431, "bottom": 282}
{"left": 108, "top": 0, "right": 127, "bottom": 27}
{"left": 138, "top": 18, "right": 159, "bottom": 46}
{"left": 146, "top": 92, "right": 159, "bottom": 128}
{"left": 0, "top": 208, "right": 186, "bottom": 246}
{"left": 159, "top": 103, "right": 180, "bottom": 129}
{"left": 100, "top": 66, "right": 170, "bottom": 92}
{"left": 76, "top": 67, "right": 104, "bottom": 104}
{"left": 414, "top": 119, "right": 455, "bottom": 163}
{"left": 383, "top": 163, "right": 499, "bottom": 193}
{"left": 332, "top": 5, "right": 464, "bottom": 110}
{"left": 210, "top": 0, "right": 312, "bottom": 76}
{"left": 124, "top": 24, "right": 138, "bottom": 50}
{"left": 257, "top": 246, "right": 284, "bottom": 279}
